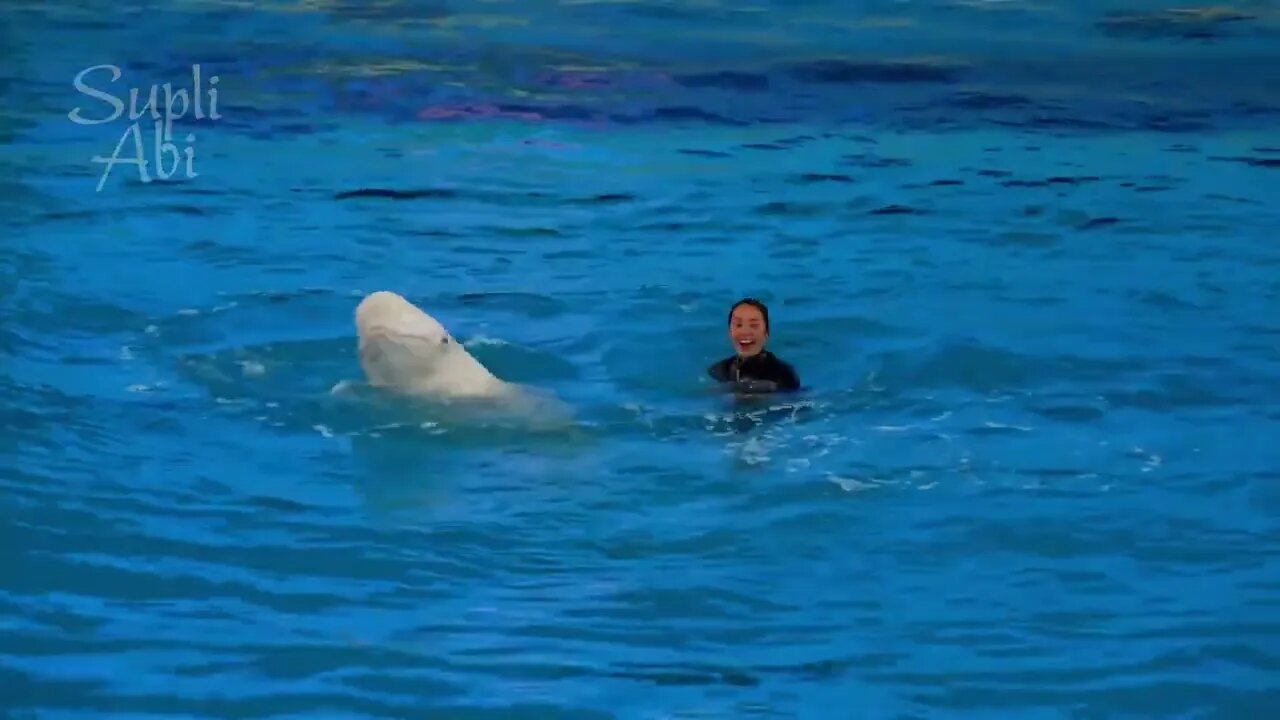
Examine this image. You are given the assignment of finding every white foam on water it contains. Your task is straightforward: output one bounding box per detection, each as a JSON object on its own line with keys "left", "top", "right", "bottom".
{"left": 464, "top": 335, "right": 508, "bottom": 347}
{"left": 239, "top": 360, "right": 266, "bottom": 377}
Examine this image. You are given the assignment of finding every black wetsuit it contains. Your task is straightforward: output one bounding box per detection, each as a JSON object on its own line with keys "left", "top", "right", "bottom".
{"left": 707, "top": 350, "right": 801, "bottom": 394}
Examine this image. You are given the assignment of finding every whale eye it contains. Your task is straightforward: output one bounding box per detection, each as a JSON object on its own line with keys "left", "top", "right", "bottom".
{"left": 440, "top": 337, "right": 450, "bottom": 345}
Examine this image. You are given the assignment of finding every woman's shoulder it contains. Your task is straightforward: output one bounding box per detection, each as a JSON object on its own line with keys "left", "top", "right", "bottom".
{"left": 761, "top": 351, "right": 801, "bottom": 388}
{"left": 761, "top": 350, "right": 796, "bottom": 369}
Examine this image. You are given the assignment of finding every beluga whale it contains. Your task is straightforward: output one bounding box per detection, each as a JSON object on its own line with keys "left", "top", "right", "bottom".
{"left": 354, "top": 290, "right": 512, "bottom": 400}
{"left": 345, "top": 290, "right": 573, "bottom": 429}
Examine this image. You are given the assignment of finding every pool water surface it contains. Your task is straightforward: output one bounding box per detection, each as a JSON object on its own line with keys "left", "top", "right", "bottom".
{"left": 2, "top": 1, "right": 1279, "bottom": 718}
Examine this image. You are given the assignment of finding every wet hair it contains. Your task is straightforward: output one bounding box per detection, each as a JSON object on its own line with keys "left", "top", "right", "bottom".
{"left": 728, "top": 297, "right": 770, "bottom": 332}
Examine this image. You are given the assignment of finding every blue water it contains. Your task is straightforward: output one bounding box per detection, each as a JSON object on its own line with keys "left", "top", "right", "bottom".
{"left": 3, "top": 1, "right": 1280, "bottom": 718}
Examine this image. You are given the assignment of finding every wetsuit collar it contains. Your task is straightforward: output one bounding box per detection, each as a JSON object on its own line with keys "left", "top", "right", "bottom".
{"left": 731, "top": 350, "right": 769, "bottom": 381}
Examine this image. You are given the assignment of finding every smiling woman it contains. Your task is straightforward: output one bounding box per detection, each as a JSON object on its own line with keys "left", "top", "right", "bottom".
{"left": 707, "top": 297, "right": 802, "bottom": 393}
{"left": 5, "top": 1, "right": 1280, "bottom": 718}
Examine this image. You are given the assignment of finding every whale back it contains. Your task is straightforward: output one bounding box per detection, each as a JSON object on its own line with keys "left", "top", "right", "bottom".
{"left": 354, "top": 291, "right": 506, "bottom": 398}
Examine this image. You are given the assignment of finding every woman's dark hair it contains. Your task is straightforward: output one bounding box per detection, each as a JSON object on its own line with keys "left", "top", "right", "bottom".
{"left": 728, "top": 297, "right": 769, "bottom": 332}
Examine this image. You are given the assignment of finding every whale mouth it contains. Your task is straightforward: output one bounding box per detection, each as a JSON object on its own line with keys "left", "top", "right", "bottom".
{"left": 359, "top": 322, "right": 442, "bottom": 344}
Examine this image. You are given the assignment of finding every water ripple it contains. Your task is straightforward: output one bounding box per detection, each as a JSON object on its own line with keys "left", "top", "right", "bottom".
{"left": 3, "top": 2, "right": 1280, "bottom": 718}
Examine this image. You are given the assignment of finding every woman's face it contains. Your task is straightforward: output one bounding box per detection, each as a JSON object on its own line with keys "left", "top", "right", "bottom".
{"left": 728, "top": 304, "right": 767, "bottom": 357}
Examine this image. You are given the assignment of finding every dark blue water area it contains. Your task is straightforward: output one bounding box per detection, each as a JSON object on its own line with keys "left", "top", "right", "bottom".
{"left": 2, "top": 1, "right": 1279, "bottom": 718}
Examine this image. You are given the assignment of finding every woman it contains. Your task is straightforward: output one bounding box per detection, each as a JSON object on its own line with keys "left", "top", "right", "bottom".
{"left": 706, "top": 297, "right": 801, "bottom": 393}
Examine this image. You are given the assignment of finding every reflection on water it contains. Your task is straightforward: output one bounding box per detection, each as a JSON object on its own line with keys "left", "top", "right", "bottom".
{"left": 5, "top": 1, "right": 1280, "bottom": 145}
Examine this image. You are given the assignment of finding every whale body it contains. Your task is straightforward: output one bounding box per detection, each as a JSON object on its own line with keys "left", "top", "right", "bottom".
{"left": 353, "top": 290, "right": 519, "bottom": 401}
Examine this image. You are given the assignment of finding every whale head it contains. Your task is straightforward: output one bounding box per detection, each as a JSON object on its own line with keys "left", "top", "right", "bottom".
{"left": 354, "top": 291, "right": 506, "bottom": 399}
